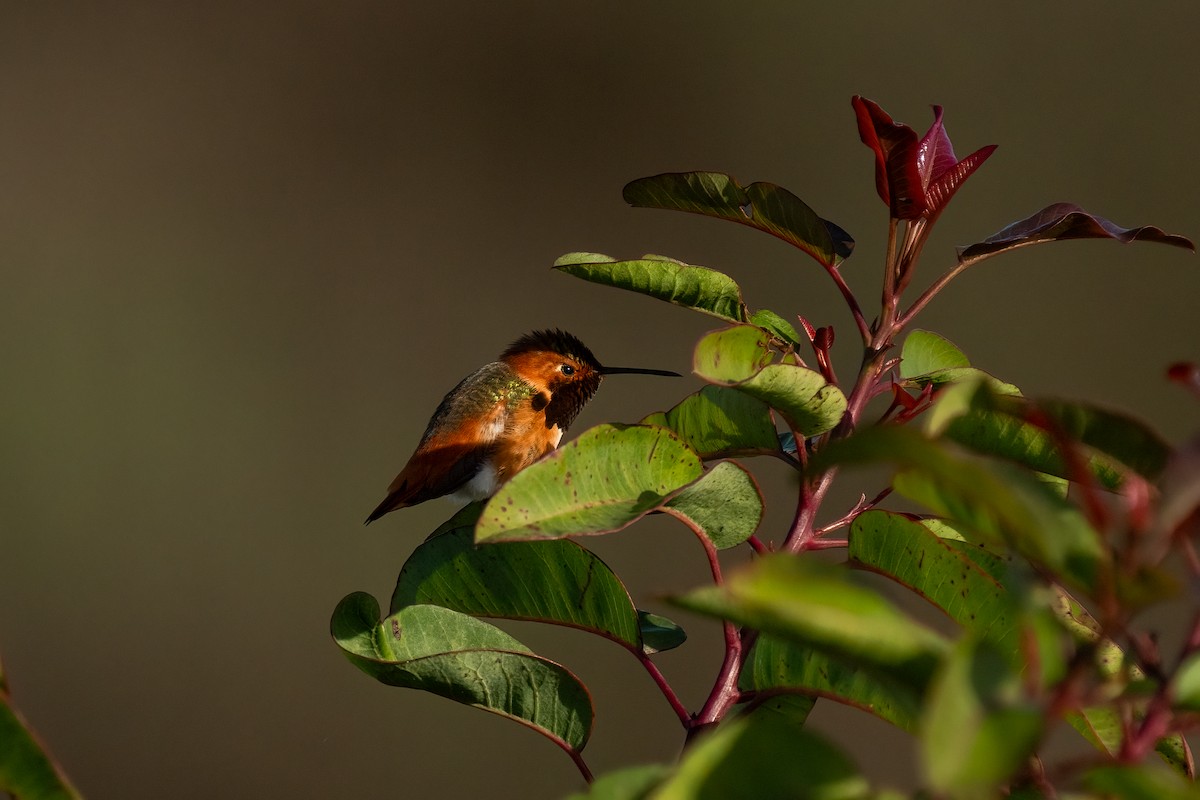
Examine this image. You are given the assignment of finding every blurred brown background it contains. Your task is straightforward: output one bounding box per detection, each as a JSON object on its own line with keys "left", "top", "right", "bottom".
{"left": 1, "top": 3, "right": 1197, "bottom": 797}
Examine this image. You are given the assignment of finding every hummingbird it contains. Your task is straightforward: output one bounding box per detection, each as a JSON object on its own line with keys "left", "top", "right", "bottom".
{"left": 365, "top": 329, "right": 680, "bottom": 523}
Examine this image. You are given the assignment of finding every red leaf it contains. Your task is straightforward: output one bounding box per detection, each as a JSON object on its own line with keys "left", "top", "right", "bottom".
{"left": 959, "top": 203, "right": 1196, "bottom": 260}
{"left": 925, "top": 145, "right": 997, "bottom": 217}
{"left": 852, "top": 96, "right": 926, "bottom": 219}
{"left": 916, "top": 106, "right": 957, "bottom": 191}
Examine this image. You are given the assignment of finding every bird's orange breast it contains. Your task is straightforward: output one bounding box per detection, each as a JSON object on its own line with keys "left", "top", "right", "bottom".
{"left": 488, "top": 400, "right": 562, "bottom": 482}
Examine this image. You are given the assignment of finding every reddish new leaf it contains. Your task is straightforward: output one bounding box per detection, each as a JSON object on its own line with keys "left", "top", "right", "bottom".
{"left": 960, "top": 203, "right": 1196, "bottom": 261}
{"left": 853, "top": 96, "right": 925, "bottom": 219}
{"left": 925, "top": 144, "right": 997, "bottom": 218}
{"left": 853, "top": 97, "right": 996, "bottom": 221}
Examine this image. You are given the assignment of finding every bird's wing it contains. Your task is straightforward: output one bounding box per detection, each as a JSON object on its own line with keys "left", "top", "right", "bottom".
{"left": 365, "top": 362, "right": 523, "bottom": 522}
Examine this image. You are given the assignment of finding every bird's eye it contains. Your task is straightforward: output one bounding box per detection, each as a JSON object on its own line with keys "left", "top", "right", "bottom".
{"left": 559, "top": 364, "right": 575, "bottom": 376}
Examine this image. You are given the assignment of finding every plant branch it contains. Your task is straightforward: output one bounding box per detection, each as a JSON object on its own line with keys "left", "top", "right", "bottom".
{"left": 822, "top": 261, "right": 870, "bottom": 345}
{"left": 637, "top": 652, "right": 692, "bottom": 727}
{"left": 896, "top": 251, "right": 992, "bottom": 329}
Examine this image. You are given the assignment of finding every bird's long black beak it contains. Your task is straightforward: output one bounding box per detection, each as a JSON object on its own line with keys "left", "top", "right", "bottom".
{"left": 599, "top": 366, "right": 682, "bottom": 377}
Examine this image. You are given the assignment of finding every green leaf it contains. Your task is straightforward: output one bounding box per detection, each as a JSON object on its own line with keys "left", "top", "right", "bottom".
{"left": 927, "top": 381, "right": 1172, "bottom": 488}
{"left": 900, "top": 329, "right": 970, "bottom": 379}
{"left": 848, "top": 511, "right": 1019, "bottom": 653}
{"left": 391, "top": 504, "right": 643, "bottom": 651}
{"left": 641, "top": 385, "right": 779, "bottom": 460}
{"left": 650, "top": 712, "right": 869, "bottom": 800}
{"left": 475, "top": 424, "right": 704, "bottom": 542}
{"left": 553, "top": 253, "right": 749, "bottom": 323}
{"left": 739, "top": 692, "right": 816, "bottom": 728}
{"left": 637, "top": 611, "right": 687, "bottom": 655}
{"left": 748, "top": 309, "right": 802, "bottom": 346}
{"left": 565, "top": 764, "right": 672, "bottom": 800}
{"left": 1174, "top": 652, "right": 1200, "bottom": 712}
{"left": 0, "top": 660, "right": 81, "bottom": 800}
{"left": 673, "top": 555, "right": 949, "bottom": 692}
{"left": 815, "top": 426, "right": 1107, "bottom": 596}
{"left": 921, "top": 636, "right": 1044, "bottom": 798}
{"left": 741, "top": 635, "right": 921, "bottom": 731}
{"left": 692, "top": 325, "right": 773, "bottom": 383}
{"left": 1037, "top": 398, "right": 1172, "bottom": 481}
{"left": 662, "top": 461, "right": 763, "bottom": 550}
{"left": 623, "top": 172, "right": 855, "bottom": 268}
{"left": 904, "top": 366, "right": 1022, "bottom": 397}
{"left": 332, "top": 595, "right": 594, "bottom": 753}
{"left": 694, "top": 326, "right": 847, "bottom": 437}
{"left": 1083, "top": 764, "right": 1200, "bottom": 800}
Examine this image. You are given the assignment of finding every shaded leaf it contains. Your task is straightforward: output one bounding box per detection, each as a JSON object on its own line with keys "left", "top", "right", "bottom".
{"left": 391, "top": 504, "right": 643, "bottom": 650}
{"left": 815, "top": 425, "right": 1107, "bottom": 596}
{"left": 959, "top": 202, "right": 1195, "bottom": 261}
{"left": 848, "top": 511, "right": 1019, "bottom": 653}
{"left": 662, "top": 461, "right": 763, "bottom": 550}
{"left": 553, "top": 254, "right": 749, "bottom": 323}
{"left": 566, "top": 764, "right": 672, "bottom": 800}
{"left": 641, "top": 385, "right": 779, "bottom": 460}
{"left": 899, "top": 329, "right": 970, "bottom": 379}
{"left": 637, "top": 611, "right": 687, "bottom": 655}
{"left": 741, "top": 635, "right": 921, "bottom": 731}
{"left": 927, "top": 380, "right": 1172, "bottom": 488}
{"left": 0, "top": 655, "right": 81, "bottom": 800}
{"left": 673, "top": 555, "right": 949, "bottom": 691}
{"left": 651, "top": 712, "right": 869, "bottom": 800}
{"left": 1083, "top": 764, "right": 1200, "bottom": 800}
{"left": 476, "top": 424, "right": 703, "bottom": 542}
{"left": 332, "top": 595, "right": 593, "bottom": 753}
{"left": 739, "top": 692, "right": 816, "bottom": 728}
{"left": 1067, "top": 706, "right": 1194, "bottom": 777}
{"left": 921, "top": 636, "right": 1043, "bottom": 797}
{"left": 623, "top": 172, "right": 854, "bottom": 267}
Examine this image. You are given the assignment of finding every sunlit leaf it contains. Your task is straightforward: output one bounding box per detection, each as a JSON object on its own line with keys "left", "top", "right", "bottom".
{"left": 852, "top": 96, "right": 995, "bottom": 220}
{"left": 662, "top": 461, "right": 763, "bottom": 550}
{"left": 391, "top": 504, "right": 643, "bottom": 650}
{"left": 748, "top": 308, "right": 802, "bottom": 346}
{"left": 553, "top": 253, "right": 749, "bottom": 323}
{"left": 692, "top": 325, "right": 773, "bottom": 383}
{"left": 921, "top": 636, "right": 1043, "bottom": 797}
{"left": 903, "top": 366, "right": 1021, "bottom": 397}
{"left": 642, "top": 385, "right": 779, "bottom": 460}
{"left": 1174, "top": 652, "right": 1200, "bottom": 712}
{"left": 959, "top": 203, "right": 1195, "bottom": 261}
{"left": 673, "top": 555, "right": 949, "bottom": 691}
{"left": 651, "top": 712, "right": 869, "bottom": 800}
{"left": 476, "top": 424, "right": 703, "bottom": 542}
{"left": 332, "top": 596, "right": 594, "bottom": 754}
{"left": 694, "top": 326, "right": 847, "bottom": 437}
{"left": 623, "top": 172, "right": 854, "bottom": 267}
{"left": 899, "top": 329, "right": 969, "bottom": 379}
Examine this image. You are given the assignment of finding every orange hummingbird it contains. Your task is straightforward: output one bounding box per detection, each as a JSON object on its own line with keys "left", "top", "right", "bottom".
{"left": 365, "top": 329, "right": 680, "bottom": 523}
